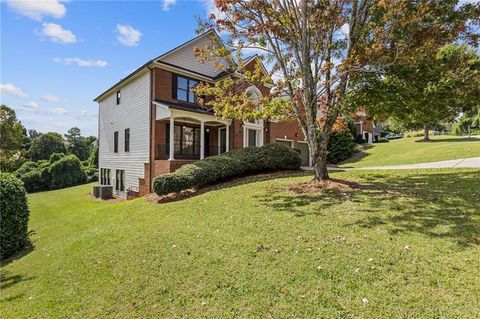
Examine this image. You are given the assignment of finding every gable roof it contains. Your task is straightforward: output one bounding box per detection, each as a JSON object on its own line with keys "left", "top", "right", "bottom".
{"left": 94, "top": 30, "right": 233, "bottom": 102}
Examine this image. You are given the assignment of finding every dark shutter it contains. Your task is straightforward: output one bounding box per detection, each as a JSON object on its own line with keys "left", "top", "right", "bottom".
{"left": 172, "top": 74, "right": 177, "bottom": 99}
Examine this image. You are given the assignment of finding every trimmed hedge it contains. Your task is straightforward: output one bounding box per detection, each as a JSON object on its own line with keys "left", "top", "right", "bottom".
{"left": 327, "top": 131, "right": 355, "bottom": 164}
{"left": 0, "top": 173, "right": 30, "bottom": 260}
{"left": 153, "top": 143, "right": 301, "bottom": 196}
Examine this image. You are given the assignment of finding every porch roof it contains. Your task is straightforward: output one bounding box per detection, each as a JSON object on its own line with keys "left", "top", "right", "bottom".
{"left": 153, "top": 100, "right": 214, "bottom": 115}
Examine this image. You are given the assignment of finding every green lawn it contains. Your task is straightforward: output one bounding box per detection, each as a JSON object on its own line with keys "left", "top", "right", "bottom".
{"left": 340, "top": 136, "right": 480, "bottom": 168}
{"left": 1, "top": 169, "right": 480, "bottom": 318}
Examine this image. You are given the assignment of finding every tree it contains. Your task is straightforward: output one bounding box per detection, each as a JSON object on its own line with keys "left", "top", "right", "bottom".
{"left": 0, "top": 105, "right": 27, "bottom": 155}
{"left": 194, "top": 0, "right": 475, "bottom": 180}
{"left": 29, "top": 132, "right": 66, "bottom": 161}
{"left": 355, "top": 44, "right": 480, "bottom": 141}
{"left": 456, "top": 106, "right": 480, "bottom": 137}
{"left": 0, "top": 105, "right": 27, "bottom": 172}
{"left": 64, "top": 127, "right": 97, "bottom": 161}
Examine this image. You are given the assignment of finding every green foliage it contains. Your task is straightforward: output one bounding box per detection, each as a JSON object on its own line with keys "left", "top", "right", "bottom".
{"left": 0, "top": 105, "right": 27, "bottom": 155}
{"left": 0, "top": 173, "right": 29, "bottom": 260}
{"left": 153, "top": 143, "right": 301, "bottom": 195}
{"left": 82, "top": 164, "right": 98, "bottom": 183}
{"left": 353, "top": 44, "right": 480, "bottom": 139}
{"left": 49, "top": 154, "right": 87, "bottom": 190}
{"left": 14, "top": 154, "right": 88, "bottom": 192}
{"left": 0, "top": 105, "right": 28, "bottom": 173}
{"left": 327, "top": 131, "right": 355, "bottom": 164}
{"left": 86, "top": 144, "right": 98, "bottom": 167}
{"left": 49, "top": 152, "right": 65, "bottom": 163}
{"left": 64, "top": 127, "right": 97, "bottom": 161}
{"left": 29, "top": 132, "right": 66, "bottom": 161}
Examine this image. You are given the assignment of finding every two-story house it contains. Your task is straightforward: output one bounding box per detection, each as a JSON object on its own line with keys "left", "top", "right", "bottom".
{"left": 95, "top": 30, "right": 312, "bottom": 198}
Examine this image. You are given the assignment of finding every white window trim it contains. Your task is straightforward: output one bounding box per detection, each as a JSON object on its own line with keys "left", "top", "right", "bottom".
{"left": 243, "top": 126, "right": 264, "bottom": 147}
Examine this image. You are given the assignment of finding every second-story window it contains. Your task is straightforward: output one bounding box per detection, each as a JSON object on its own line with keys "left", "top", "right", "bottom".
{"left": 174, "top": 75, "right": 198, "bottom": 103}
{"left": 114, "top": 131, "right": 119, "bottom": 153}
{"left": 124, "top": 128, "right": 130, "bottom": 152}
{"left": 116, "top": 90, "right": 121, "bottom": 105}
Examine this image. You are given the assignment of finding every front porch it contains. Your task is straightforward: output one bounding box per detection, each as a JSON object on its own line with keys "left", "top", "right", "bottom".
{"left": 152, "top": 101, "right": 231, "bottom": 173}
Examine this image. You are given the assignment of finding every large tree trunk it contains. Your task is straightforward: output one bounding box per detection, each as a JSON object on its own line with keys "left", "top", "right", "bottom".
{"left": 468, "top": 124, "right": 471, "bottom": 138}
{"left": 307, "top": 132, "right": 330, "bottom": 181}
{"left": 313, "top": 138, "right": 329, "bottom": 180}
{"left": 423, "top": 123, "right": 430, "bottom": 142}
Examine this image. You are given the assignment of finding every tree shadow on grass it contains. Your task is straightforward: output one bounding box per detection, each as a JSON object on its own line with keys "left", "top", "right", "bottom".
{"left": 415, "top": 137, "right": 479, "bottom": 143}
{"left": 257, "top": 170, "right": 480, "bottom": 247}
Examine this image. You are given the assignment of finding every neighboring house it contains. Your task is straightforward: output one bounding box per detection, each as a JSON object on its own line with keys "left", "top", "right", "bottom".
{"left": 95, "top": 30, "right": 311, "bottom": 198}
{"left": 353, "top": 110, "right": 378, "bottom": 144}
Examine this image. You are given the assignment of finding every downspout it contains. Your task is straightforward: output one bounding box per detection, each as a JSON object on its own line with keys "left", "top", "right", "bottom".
{"left": 148, "top": 64, "right": 154, "bottom": 193}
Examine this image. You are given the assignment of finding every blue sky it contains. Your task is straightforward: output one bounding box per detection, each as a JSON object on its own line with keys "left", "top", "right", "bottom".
{"left": 1, "top": 0, "right": 216, "bottom": 136}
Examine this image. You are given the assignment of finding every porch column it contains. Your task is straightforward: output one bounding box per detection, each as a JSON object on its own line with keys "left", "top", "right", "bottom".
{"left": 200, "top": 121, "right": 205, "bottom": 159}
{"left": 225, "top": 123, "right": 230, "bottom": 152}
{"left": 169, "top": 116, "right": 175, "bottom": 160}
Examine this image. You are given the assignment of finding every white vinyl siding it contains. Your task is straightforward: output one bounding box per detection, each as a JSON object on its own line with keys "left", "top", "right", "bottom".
{"left": 160, "top": 36, "right": 229, "bottom": 77}
{"left": 98, "top": 71, "right": 150, "bottom": 197}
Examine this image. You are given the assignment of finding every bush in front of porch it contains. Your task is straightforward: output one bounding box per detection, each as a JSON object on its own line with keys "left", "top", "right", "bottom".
{"left": 153, "top": 143, "right": 301, "bottom": 196}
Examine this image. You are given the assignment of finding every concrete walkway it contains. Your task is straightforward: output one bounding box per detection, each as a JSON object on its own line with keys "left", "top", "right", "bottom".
{"left": 302, "top": 157, "right": 480, "bottom": 171}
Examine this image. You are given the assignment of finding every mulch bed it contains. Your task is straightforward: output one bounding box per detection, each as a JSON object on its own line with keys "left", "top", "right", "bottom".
{"left": 288, "top": 178, "right": 360, "bottom": 194}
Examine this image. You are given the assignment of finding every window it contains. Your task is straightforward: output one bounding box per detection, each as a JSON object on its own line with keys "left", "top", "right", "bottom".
{"left": 115, "top": 169, "right": 125, "bottom": 191}
{"left": 174, "top": 75, "right": 198, "bottom": 103}
{"left": 124, "top": 128, "right": 130, "bottom": 152}
{"left": 166, "top": 124, "right": 201, "bottom": 156}
{"left": 248, "top": 129, "right": 257, "bottom": 147}
{"left": 116, "top": 90, "right": 121, "bottom": 105}
{"left": 100, "top": 168, "right": 111, "bottom": 185}
{"left": 114, "top": 131, "right": 119, "bottom": 153}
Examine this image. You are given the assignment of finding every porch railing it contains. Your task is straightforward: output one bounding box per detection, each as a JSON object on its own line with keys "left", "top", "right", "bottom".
{"left": 156, "top": 144, "right": 226, "bottom": 160}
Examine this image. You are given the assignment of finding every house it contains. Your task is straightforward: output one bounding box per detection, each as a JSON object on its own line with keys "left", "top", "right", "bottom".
{"left": 94, "top": 30, "right": 311, "bottom": 198}
{"left": 353, "top": 110, "right": 379, "bottom": 144}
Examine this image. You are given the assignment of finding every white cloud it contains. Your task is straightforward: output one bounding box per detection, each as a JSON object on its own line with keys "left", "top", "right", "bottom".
{"left": 162, "top": 0, "right": 176, "bottom": 11}
{"left": 45, "top": 107, "right": 67, "bottom": 115}
{"left": 23, "top": 101, "right": 39, "bottom": 110}
{"left": 39, "top": 23, "right": 76, "bottom": 44}
{"left": 41, "top": 94, "right": 60, "bottom": 102}
{"left": 6, "top": 0, "right": 68, "bottom": 21}
{"left": 0, "top": 83, "right": 27, "bottom": 98}
{"left": 53, "top": 57, "right": 107, "bottom": 67}
{"left": 116, "top": 24, "right": 142, "bottom": 47}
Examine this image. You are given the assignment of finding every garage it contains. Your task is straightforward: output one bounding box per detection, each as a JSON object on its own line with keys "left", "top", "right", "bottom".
{"left": 297, "top": 142, "right": 310, "bottom": 166}
{"left": 275, "top": 139, "right": 293, "bottom": 148}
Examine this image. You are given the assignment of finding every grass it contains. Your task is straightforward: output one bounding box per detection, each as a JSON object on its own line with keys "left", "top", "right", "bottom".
{"left": 340, "top": 135, "right": 480, "bottom": 168}
{"left": 1, "top": 169, "right": 480, "bottom": 318}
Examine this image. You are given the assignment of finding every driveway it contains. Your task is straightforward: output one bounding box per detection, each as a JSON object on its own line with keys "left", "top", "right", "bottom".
{"left": 302, "top": 157, "right": 480, "bottom": 171}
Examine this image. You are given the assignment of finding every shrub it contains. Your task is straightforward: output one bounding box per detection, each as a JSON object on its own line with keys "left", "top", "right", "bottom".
{"left": 153, "top": 143, "right": 301, "bottom": 196}
{"left": 20, "top": 166, "right": 51, "bottom": 192}
{"left": 49, "top": 152, "right": 65, "bottom": 163}
{"left": 0, "top": 173, "right": 29, "bottom": 260}
{"left": 49, "top": 154, "right": 87, "bottom": 189}
{"left": 15, "top": 161, "right": 39, "bottom": 176}
{"left": 404, "top": 130, "right": 424, "bottom": 138}
{"left": 83, "top": 164, "right": 98, "bottom": 183}
{"left": 327, "top": 131, "right": 355, "bottom": 164}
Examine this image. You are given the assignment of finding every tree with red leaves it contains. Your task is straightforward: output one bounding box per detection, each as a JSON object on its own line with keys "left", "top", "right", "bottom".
{"left": 194, "top": 0, "right": 476, "bottom": 180}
